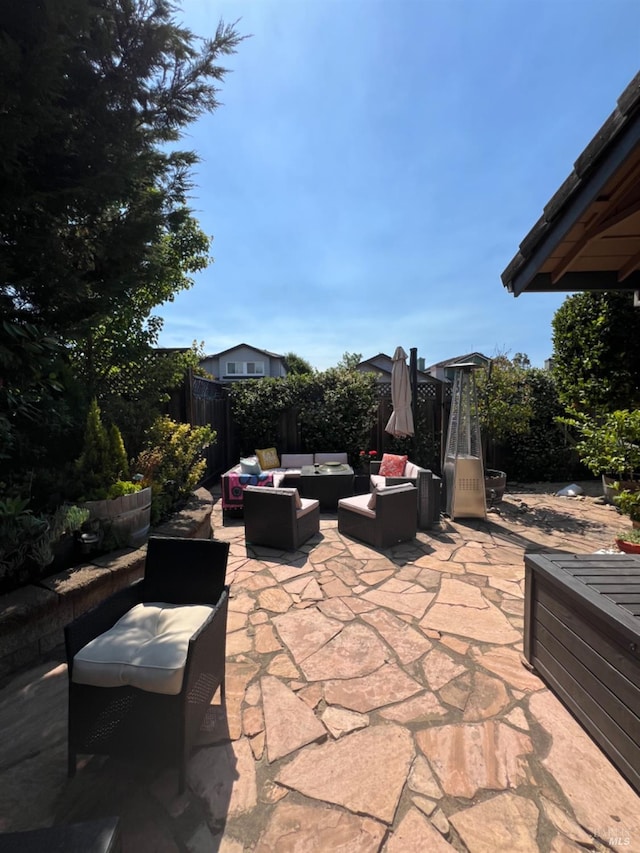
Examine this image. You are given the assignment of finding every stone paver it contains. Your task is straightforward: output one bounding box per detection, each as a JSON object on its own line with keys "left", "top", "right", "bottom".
{"left": 0, "top": 482, "right": 636, "bottom": 852}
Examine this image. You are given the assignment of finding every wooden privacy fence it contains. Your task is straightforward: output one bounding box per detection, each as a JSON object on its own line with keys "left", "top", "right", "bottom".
{"left": 169, "top": 372, "right": 452, "bottom": 480}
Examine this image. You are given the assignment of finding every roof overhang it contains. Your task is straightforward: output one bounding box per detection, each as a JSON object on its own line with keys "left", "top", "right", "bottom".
{"left": 501, "top": 73, "right": 640, "bottom": 297}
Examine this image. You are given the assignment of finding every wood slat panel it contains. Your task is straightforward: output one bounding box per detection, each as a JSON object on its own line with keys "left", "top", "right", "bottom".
{"left": 535, "top": 602, "right": 640, "bottom": 715}
{"left": 534, "top": 620, "right": 640, "bottom": 745}
{"left": 531, "top": 647, "right": 640, "bottom": 794}
{"left": 537, "top": 586, "right": 639, "bottom": 683}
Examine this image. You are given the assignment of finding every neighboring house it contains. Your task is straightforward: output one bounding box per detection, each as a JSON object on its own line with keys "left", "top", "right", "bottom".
{"left": 200, "top": 344, "right": 287, "bottom": 382}
{"left": 356, "top": 353, "right": 435, "bottom": 384}
{"left": 425, "top": 352, "right": 491, "bottom": 383}
{"left": 501, "top": 71, "right": 640, "bottom": 300}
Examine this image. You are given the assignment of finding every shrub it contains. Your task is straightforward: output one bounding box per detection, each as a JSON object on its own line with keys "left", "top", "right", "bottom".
{"left": 135, "top": 417, "right": 215, "bottom": 524}
{"left": 0, "top": 497, "right": 52, "bottom": 594}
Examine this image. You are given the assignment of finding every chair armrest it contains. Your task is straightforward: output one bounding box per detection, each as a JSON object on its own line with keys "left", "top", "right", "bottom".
{"left": 65, "top": 581, "right": 143, "bottom": 672}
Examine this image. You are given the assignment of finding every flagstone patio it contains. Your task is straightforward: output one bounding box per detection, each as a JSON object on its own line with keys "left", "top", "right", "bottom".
{"left": 0, "top": 482, "right": 638, "bottom": 851}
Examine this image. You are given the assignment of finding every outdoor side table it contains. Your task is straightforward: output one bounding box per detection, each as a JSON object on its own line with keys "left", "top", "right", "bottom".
{"left": 524, "top": 551, "right": 640, "bottom": 794}
{"left": 300, "top": 464, "right": 354, "bottom": 511}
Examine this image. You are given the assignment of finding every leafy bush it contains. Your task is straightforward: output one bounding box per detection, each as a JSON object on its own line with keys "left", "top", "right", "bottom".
{"left": 561, "top": 409, "right": 640, "bottom": 480}
{"left": 134, "top": 417, "right": 215, "bottom": 524}
{"left": 227, "top": 370, "right": 378, "bottom": 466}
{"left": 614, "top": 487, "right": 640, "bottom": 523}
{"left": 0, "top": 497, "right": 52, "bottom": 593}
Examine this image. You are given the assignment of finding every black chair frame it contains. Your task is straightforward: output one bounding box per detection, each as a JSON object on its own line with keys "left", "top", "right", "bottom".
{"left": 65, "top": 536, "right": 230, "bottom": 793}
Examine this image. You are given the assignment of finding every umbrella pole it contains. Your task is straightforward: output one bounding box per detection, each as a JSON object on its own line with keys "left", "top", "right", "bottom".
{"left": 410, "top": 347, "right": 418, "bottom": 458}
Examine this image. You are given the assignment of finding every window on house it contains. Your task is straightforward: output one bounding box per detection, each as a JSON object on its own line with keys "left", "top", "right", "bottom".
{"left": 225, "top": 361, "right": 265, "bottom": 376}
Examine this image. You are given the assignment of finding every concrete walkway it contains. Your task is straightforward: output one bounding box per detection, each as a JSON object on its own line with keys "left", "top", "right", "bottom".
{"left": 0, "top": 483, "right": 638, "bottom": 851}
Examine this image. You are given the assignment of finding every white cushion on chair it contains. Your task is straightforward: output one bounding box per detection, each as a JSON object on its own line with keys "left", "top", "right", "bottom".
{"left": 297, "top": 497, "right": 320, "bottom": 518}
{"left": 338, "top": 493, "right": 376, "bottom": 518}
{"left": 72, "top": 602, "right": 214, "bottom": 695}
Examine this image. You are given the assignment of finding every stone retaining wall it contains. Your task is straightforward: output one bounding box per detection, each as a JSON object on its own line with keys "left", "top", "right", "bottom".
{"left": 0, "top": 488, "right": 214, "bottom": 679}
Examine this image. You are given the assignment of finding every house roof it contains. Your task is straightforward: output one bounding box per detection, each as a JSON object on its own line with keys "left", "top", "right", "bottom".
{"left": 357, "top": 353, "right": 434, "bottom": 380}
{"left": 204, "top": 343, "right": 284, "bottom": 360}
{"left": 501, "top": 72, "right": 640, "bottom": 297}
{"left": 426, "top": 352, "right": 490, "bottom": 370}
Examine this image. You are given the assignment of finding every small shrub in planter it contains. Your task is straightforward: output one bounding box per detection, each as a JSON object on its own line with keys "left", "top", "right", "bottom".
{"left": 0, "top": 497, "right": 52, "bottom": 594}
{"left": 615, "top": 527, "right": 640, "bottom": 554}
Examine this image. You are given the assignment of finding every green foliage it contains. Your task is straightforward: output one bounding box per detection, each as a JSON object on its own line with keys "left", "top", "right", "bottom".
{"left": 551, "top": 292, "right": 640, "bottom": 414}
{"left": 48, "top": 504, "right": 90, "bottom": 541}
{"left": 0, "top": 2, "right": 244, "bottom": 506}
{"left": 561, "top": 409, "right": 640, "bottom": 479}
{"left": 475, "top": 354, "right": 533, "bottom": 468}
{"left": 617, "top": 527, "right": 640, "bottom": 545}
{"left": 74, "top": 399, "right": 134, "bottom": 500}
{"left": 298, "top": 369, "right": 378, "bottom": 464}
{"left": 0, "top": 497, "right": 52, "bottom": 593}
{"left": 134, "top": 417, "right": 216, "bottom": 523}
{"left": 502, "top": 368, "right": 586, "bottom": 482}
{"left": 283, "top": 352, "right": 314, "bottom": 375}
{"left": 227, "top": 371, "right": 378, "bottom": 466}
{"left": 108, "top": 424, "right": 129, "bottom": 481}
{"left": 614, "top": 488, "right": 640, "bottom": 523}
{"left": 336, "top": 352, "right": 363, "bottom": 371}
{"left": 106, "top": 480, "right": 142, "bottom": 499}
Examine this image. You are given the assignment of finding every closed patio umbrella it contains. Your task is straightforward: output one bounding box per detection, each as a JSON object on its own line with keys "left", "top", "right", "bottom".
{"left": 385, "top": 346, "right": 414, "bottom": 437}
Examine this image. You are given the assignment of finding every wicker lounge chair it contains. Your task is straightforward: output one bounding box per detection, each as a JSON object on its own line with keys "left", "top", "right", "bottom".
{"left": 65, "top": 536, "right": 230, "bottom": 793}
{"left": 243, "top": 486, "right": 320, "bottom": 550}
{"left": 337, "top": 483, "right": 417, "bottom": 549}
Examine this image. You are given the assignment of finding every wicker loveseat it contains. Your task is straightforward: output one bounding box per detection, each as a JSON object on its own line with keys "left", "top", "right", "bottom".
{"left": 65, "top": 536, "right": 230, "bottom": 793}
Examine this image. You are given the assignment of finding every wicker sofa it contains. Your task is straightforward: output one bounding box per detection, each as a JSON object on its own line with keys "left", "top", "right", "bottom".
{"left": 221, "top": 452, "right": 348, "bottom": 516}
{"left": 370, "top": 459, "right": 442, "bottom": 529}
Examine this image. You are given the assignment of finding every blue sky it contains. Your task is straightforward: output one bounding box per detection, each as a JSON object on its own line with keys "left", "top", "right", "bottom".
{"left": 157, "top": 0, "right": 640, "bottom": 371}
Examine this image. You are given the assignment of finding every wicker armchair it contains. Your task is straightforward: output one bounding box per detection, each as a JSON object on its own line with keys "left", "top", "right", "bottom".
{"left": 243, "top": 486, "right": 320, "bottom": 550}
{"left": 337, "top": 484, "right": 417, "bottom": 549}
{"left": 370, "top": 460, "right": 441, "bottom": 529}
{"left": 65, "top": 536, "right": 230, "bottom": 793}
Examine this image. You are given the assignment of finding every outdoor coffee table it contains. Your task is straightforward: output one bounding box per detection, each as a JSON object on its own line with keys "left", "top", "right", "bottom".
{"left": 300, "top": 463, "right": 354, "bottom": 511}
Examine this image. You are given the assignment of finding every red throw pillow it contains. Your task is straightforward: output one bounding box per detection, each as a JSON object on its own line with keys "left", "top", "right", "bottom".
{"left": 379, "top": 453, "right": 408, "bottom": 477}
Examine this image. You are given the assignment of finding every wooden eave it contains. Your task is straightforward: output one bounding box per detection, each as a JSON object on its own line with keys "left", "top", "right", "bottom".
{"left": 501, "top": 72, "right": 640, "bottom": 297}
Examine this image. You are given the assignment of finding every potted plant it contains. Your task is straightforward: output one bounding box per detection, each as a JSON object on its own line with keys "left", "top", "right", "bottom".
{"left": 564, "top": 409, "right": 640, "bottom": 502}
{"left": 615, "top": 527, "right": 640, "bottom": 554}
{"left": 47, "top": 504, "right": 91, "bottom": 570}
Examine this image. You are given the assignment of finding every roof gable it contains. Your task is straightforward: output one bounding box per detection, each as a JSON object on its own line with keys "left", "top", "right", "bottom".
{"left": 502, "top": 72, "right": 640, "bottom": 297}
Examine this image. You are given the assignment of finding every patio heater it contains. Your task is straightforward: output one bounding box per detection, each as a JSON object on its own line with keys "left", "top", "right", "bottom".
{"left": 443, "top": 363, "right": 486, "bottom": 519}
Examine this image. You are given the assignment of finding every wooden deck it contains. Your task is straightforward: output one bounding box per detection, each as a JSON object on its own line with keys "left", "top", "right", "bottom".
{"left": 524, "top": 552, "right": 640, "bottom": 794}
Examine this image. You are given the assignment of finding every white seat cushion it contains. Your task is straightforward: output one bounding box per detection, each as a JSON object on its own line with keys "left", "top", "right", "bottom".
{"left": 297, "top": 497, "right": 320, "bottom": 518}
{"left": 72, "top": 602, "right": 214, "bottom": 695}
{"left": 338, "top": 493, "right": 375, "bottom": 518}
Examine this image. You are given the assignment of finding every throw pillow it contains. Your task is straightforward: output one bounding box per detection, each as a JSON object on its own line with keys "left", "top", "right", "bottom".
{"left": 256, "top": 447, "right": 280, "bottom": 470}
{"left": 240, "top": 456, "right": 261, "bottom": 475}
{"left": 379, "top": 453, "right": 408, "bottom": 477}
